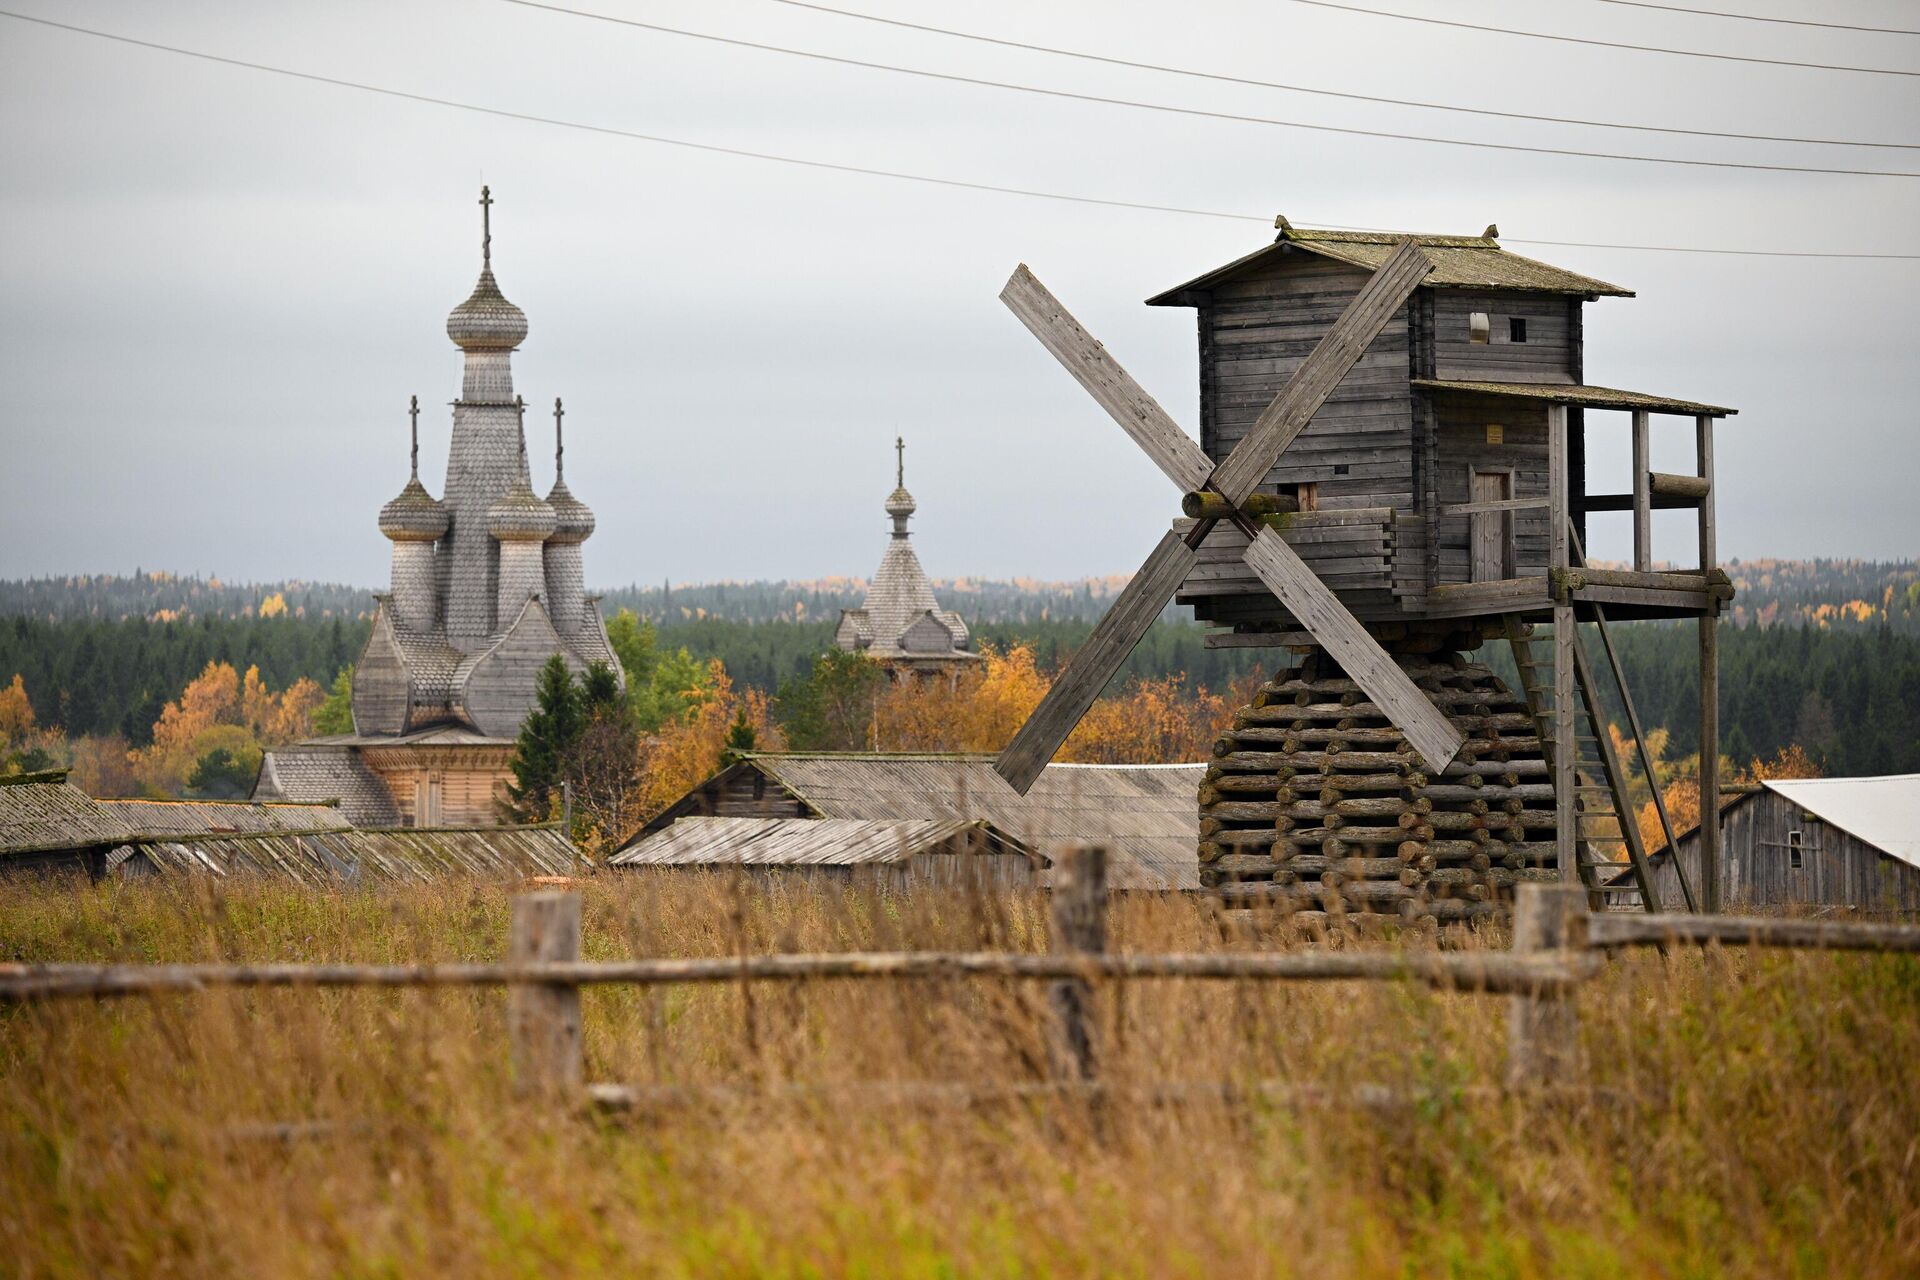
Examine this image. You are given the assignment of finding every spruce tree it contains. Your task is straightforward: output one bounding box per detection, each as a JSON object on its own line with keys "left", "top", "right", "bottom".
{"left": 501, "top": 655, "right": 584, "bottom": 824}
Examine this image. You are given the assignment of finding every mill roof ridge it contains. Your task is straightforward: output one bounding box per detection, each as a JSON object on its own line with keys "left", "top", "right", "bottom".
{"left": 1146, "top": 221, "right": 1634, "bottom": 303}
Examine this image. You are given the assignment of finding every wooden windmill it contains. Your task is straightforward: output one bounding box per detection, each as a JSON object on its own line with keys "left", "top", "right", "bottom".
{"left": 993, "top": 221, "right": 1735, "bottom": 920}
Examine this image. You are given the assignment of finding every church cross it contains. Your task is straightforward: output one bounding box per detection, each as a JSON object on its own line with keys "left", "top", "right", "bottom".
{"left": 408, "top": 394, "right": 420, "bottom": 481}
{"left": 553, "top": 397, "right": 566, "bottom": 478}
{"left": 895, "top": 435, "right": 904, "bottom": 488}
{"left": 479, "top": 185, "right": 493, "bottom": 268}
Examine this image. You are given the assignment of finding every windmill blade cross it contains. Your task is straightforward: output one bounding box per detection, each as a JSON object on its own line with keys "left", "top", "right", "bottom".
{"left": 999, "top": 264, "right": 1212, "bottom": 493}
{"left": 995, "top": 528, "right": 1199, "bottom": 793}
{"left": 1240, "top": 526, "right": 1465, "bottom": 772}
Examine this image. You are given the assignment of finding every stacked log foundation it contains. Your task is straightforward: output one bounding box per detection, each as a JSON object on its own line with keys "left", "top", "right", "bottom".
{"left": 1199, "top": 649, "right": 1558, "bottom": 924}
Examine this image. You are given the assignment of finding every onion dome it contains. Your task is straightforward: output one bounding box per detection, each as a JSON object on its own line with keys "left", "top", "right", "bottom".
{"left": 379, "top": 477, "right": 449, "bottom": 542}
{"left": 446, "top": 186, "right": 528, "bottom": 350}
{"left": 885, "top": 484, "right": 916, "bottom": 520}
{"left": 544, "top": 397, "right": 594, "bottom": 543}
{"left": 488, "top": 477, "right": 556, "bottom": 542}
{"left": 380, "top": 396, "right": 449, "bottom": 540}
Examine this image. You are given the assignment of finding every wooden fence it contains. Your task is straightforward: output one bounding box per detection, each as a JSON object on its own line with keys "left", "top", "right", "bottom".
{"left": 4, "top": 846, "right": 1918, "bottom": 1101}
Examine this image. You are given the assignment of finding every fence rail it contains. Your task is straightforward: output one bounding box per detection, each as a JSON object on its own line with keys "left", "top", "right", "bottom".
{"left": 6, "top": 847, "right": 1918, "bottom": 1098}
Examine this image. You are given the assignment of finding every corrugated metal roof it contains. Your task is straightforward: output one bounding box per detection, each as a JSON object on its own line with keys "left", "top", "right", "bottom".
{"left": 1148, "top": 226, "right": 1633, "bottom": 303}
{"left": 0, "top": 773, "right": 135, "bottom": 854}
{"left": 612, "top": 816, "right": 1031, "bottom": 867}
{"left": 721, "top": 755, "right": 1205, "bottom": 891}
{"left": 122, "top": 825, "right": 581, "bottom": 884}
{"left": 1411, "top": 379, "right": 1736, "bottom": 417}
{"left": 1765, "top": 775, "right": 1920, "bottom": 872}
{"left": 96, "top": 798, "right": 353, "bottom": 837}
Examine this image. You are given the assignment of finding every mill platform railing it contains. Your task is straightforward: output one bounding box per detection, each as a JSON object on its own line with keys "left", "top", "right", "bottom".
{"left": 3, "top": 847, "right": 1917, "bottom": 1102}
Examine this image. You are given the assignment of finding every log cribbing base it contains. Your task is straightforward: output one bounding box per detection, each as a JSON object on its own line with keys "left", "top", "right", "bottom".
{"left": 1200, "top": 648, "right": 1558, "bottom": 923}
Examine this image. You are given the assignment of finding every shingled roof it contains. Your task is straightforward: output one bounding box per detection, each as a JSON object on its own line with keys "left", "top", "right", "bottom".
{"left": 120, "top": 824, "right": 582, "bottom": 885}
{"left": 0, "top": 772, "right": 134, "bottom": 856}
{"left": 613, "top": 816, "right": 1036, "bottom": 868}
{"left": 835, "top": 440, "right": 980, "bottom": 668}
{"left": 625, "top": 755, "right": 1205, "bottom": 890}
{"left": 1147, "top": 223, "right": 1633, "bottom": 303}
{"left": 96, "top": 797, "right": 353, "bottom": 837}
{"left": 253, "top": 748, "right": 402, "bottom": 827}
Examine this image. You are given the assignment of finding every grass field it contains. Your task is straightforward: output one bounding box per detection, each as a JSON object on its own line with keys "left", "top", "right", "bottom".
{"left": 2, "top": 875, "right": 1917, "bottom": 1278}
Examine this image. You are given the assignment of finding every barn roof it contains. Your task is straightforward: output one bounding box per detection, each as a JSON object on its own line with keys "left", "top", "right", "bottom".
{"left": 1147, "top": 225, "right": 1634, "bottom": 304}
{"left": 612, "top": 816, "right": 1035, "bottom": 868}
{"left": 1411, "top": 379, "right": 1736, "bottom": 417}
{"left": 0, "top": 771, "right": 134, "bottom": 855}
{"left": 117, "top": 824, "right": 582, "bottom": 884}
{"left": 96, "top": 797, "right": 353, "bottom": 837}
{"left": 626, "top": 754, "right": 1206, "bottom": 890}
{"left": 1764, "top": 775, "right": 1920, "bottom": 871}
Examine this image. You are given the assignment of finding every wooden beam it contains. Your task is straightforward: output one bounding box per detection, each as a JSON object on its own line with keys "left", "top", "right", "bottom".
{"left": 1548, "top": 406, "right": 1576, "bottom": 884}
{"left": 1580, "top": 492, "right": 1704, "bottom": 512}
{"left": 1506, "top": 883, "right": 1588, "bottom": 1088}
{"left": 1047, "top": 845, "right": 1107, "bottom": 1082}
{"left": 1208, "top": 239, "right": 1432, "bottom": 505}
{"left": 994, "top": 529, "right": 1199, "bottom": 793}
{"left": 1241, "top": 526, "right": 1464, "bottom": 772}
{"left": 1696, "top": 413, "right": 1721, "bottom": 913}
{"left": 1631, "top": 409, "right": 1651, "bottom": 572}
{"left": 1649, "top": 471, "right": 1711, "bottom": 500}
{"left": 1696, "top": 414, "right": 1717, "bottom": 575}
{"left": 999, "top": 265, "right": 1212, "bottom": 493}
{"left": 1438, "top": 496, "right": 1551, "bottom": 518}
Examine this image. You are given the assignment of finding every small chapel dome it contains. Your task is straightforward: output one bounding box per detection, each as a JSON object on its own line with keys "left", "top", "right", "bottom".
{"left": 885, "top": 485, "right": 917, "bottom": 519}
{"left": 488, "top": 480, "right": 557, "bottom": 542}
{"left": 379, "top": 477, "right": 449, "bottom": 542}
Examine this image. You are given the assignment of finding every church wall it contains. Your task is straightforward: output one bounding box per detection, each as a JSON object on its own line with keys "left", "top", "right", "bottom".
{"left": 351, "top": 604, "right": 412, "bottom": 736}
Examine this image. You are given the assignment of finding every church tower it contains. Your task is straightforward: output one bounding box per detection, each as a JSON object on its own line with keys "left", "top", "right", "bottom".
{"left": 259, "top": 190, "right": 625, "bottom": 827}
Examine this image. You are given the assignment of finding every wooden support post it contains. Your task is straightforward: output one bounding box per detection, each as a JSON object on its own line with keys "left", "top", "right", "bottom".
{"left": 1548, "top": 407, "right": 1576, "bottom": 884}
{"left": 1631, "top": 410, "right": 1651, "bottom": 571}
{"left": 1048, "top": 844, "right": 1107, "bottom": 1082}
{"left": 508, "top": 891, "right": 583, "bottom": 1098}
{"left": 1506, "top": 882, "right": 1588, "bottom": 1089}
{"left": 1696, "top": 414, "right": 1722, "bottom": 914}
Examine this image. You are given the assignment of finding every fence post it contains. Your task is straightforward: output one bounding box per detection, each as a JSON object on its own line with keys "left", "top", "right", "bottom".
{"left": 1048, "top": 844, "right": 1107, "bottom": 1082}
{"left": 1505, "top": 882, "right": 1588, "bottom": 1090}
{"left": 509, "top": 890, "right": 583, "bottom": 1098}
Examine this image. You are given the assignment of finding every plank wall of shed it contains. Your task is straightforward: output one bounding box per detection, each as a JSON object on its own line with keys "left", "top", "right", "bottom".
{"left": 1658, "top": 792, "right": 1920, "bottom": 913}
{"left": 1431, "top": 292, "right": 1579, "bottom": 385}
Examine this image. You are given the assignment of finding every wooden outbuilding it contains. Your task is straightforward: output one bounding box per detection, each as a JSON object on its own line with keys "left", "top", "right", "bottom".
{"left": 0, "top": 770, "right": 136, "bottom": 879}
{"left": 1610, "top": 776, "right": 1920, "bottom": 914}
{"left": 620, "top": 754, "right": 1207, "bottom": 890}
{"left": 612, "top": 816, "right": 1043, "bottom": 890}
{"left": 112, "top": 824, "right": 583, "bottom": 885}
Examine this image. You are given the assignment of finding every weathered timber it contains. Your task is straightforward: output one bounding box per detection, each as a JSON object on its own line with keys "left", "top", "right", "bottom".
{"left": 508, "top": 891, "right": 584, "bottom": 1098}
{"left": 1047, "top": 845, "right": 1106, "bottom": 1082}
{"left": 1506, "top": 884, "right": 1588, "bottom": 1089}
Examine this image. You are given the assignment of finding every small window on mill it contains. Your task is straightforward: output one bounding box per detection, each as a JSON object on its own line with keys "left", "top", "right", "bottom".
{"left": 1788, "top": 829, "right": 1804, "bottom": 870}
{"left": 1509, "top": 316, "right": 1528, "bottom": 343}
{"left": 1469, "top": 312, "right": 1490, "bottom": 344}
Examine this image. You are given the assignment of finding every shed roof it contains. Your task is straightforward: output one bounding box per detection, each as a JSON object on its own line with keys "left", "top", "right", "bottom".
{"left": 120, "top": 825, "right": 581, "bottom": 884}
{"left": 627, "top": 754, "right": 1205, "bottom": 890}
{"left": 612, "top": 816, "right": 1034, "bottom": 868}
{"left": 0, "top": 771, "right": 134, "bottom": 855}
{"left": 96, "top": 797, "right": 354, "bottom": 837}
{"left": 1764, "top": 775, "right": 1920, "bottom": 872}
{"left": 1148, "top": 225, "right": 1633, "bottom": 304}
{"left": 1411, "top": 379, "right": 1736, "bottom": 417}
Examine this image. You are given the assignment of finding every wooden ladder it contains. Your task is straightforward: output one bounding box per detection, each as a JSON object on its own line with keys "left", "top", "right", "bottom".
{"left": 1503, "top": 613, "right": 1667, "bottom": 912}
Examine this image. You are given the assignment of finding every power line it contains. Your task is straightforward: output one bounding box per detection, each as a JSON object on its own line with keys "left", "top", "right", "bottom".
{"left": 500, "top": 0, "right": 1920, "bottom": 177}
{"left": 767, "top": 0, "right": 1920, "bottom": 151}
{"left": 1290, "top": 0, "right": 1920, "bottom": 75}
{"left": 3, "top": 8, "right": 1918, "bottom": 261}
{"left": 1586, "top": 0, "right": 1920, "bottom": 36}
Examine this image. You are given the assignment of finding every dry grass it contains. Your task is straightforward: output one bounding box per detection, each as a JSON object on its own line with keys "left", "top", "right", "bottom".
{"left": 2, "top": 874, "right": 1917, "bottom": 1278}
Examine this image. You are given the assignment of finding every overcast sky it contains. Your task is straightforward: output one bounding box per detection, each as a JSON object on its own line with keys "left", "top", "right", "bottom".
{"left": 2, "top": 0, "right": 1916, "bottom": 589}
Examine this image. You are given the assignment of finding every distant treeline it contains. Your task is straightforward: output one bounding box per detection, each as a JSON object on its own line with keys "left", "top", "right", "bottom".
{"left": 4, "top": 608, "right": 1916, "bottom": 775}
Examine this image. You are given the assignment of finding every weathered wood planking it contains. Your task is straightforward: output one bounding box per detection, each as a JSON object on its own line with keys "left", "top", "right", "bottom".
{"left": 1432, "top": 291, "right": 1577, "bottom": 386}
{"left": 1240, "top": 526, "right": 1464, "bottom": 772}
{"left": 999, "top": 265, "right": 1211, "bottom": 493}
{"left": 1208, "top": 240, "right": 1432, "bottom": 505}
{"left": 995, "top": 530, "right": 1199, "bottom": 794}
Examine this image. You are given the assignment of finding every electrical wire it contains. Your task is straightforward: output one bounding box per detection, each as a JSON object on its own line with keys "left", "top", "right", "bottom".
{"left": 1585, "top": 0, "right": 1920, "bottom": 37}
{"left": 766, "top": 0, "right": 1920, "bottom": 151}
{"left": 3, "top": 8, "right": 1918, "bottom": 261}
{"left": 499, "top": 0, "right": 1920, "bottom": 177}
{"left": 1289, "top": 0, "right": 1920, "bottom": 76}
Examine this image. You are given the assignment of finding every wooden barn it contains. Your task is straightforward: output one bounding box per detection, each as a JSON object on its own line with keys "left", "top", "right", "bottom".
{"left": 612, "top": 816, "right": 1043, "bottom": 890}
{"left": 1612, "top": 776, "right": 1920, "bottom": 914}
{"left": 620, "top": 754, "right": 1206, "bottom": 890}
{"left": 0, "top": 771, "right": 136, "bottom": 879}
